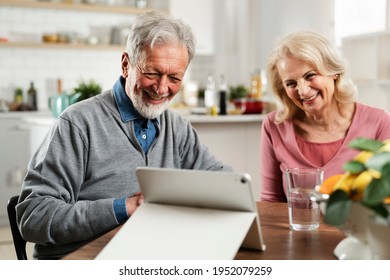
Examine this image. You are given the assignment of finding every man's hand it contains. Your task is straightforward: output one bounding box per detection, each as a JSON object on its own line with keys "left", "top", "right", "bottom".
{"left": 126, "top": 192, "right": 144, "bottom": 216}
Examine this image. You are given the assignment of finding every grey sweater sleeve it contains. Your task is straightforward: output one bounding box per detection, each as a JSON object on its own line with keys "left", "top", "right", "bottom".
{"left": 17, "top": 118, "right": 119, "bottom": 248}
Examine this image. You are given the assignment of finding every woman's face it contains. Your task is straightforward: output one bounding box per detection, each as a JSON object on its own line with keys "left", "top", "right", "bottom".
{"left": 277, "top": 57, "right": 337, "bottom": 116}
{"left": 122, "top": 43, "right": 189, "bottom": 119}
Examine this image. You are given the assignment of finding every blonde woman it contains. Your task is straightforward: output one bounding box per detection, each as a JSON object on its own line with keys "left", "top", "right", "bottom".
{"left": 260, "top": 31, "right": 390, "bottom": 202}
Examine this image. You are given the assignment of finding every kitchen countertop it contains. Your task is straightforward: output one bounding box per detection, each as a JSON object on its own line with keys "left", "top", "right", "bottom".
{"left": 182, "top": 114, "right": 265, "bottom": 123}
{"left": 0, "top": 110, "right": 52, "bottom": 119}
{"left": 1, "top": 110, "right": 266, "bottom": 126}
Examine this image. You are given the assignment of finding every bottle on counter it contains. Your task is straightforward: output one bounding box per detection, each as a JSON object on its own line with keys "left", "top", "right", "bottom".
{"left": 57, "top": 78, "right": 63, "bottom": 94}
{"left": 250, "top": 69, "right": 262, "bottom": 99}
{"left": 135, "top": 0, "right": 147, "bottom": 8}
{"left": 204, "top": 75, "right": 216, "bottom": 114}
{"left": 14, "top": 87, "right": 23, "bottom": 104}
{"left": 218, "top": 74, "right": 227, "bottom": 115}
{"left": 183, "top": 80, "right": 199, "bottom": 107}
{"left": 27, "top": 81, "right": 37, "bottom": 111}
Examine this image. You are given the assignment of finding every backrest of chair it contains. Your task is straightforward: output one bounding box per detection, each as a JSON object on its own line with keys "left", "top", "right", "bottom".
{"left": 7, "top": 195, "right": 28, "bottom": 260}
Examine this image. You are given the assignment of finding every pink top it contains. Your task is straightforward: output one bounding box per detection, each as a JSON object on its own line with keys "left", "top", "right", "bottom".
{"left": 260, "top": 103, "right": 390, "bottom": 202}
{"left": 296, "top": 136, "right": 344, "bottom": 166}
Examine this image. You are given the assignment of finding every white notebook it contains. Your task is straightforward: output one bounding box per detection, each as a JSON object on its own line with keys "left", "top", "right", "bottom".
{"left": 95, "top": 167, "right": 266, "bottom": 260}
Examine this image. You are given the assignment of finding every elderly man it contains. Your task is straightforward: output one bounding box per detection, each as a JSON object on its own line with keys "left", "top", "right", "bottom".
{"left": 17, "top": 11, "right": 231, "bottom": 259}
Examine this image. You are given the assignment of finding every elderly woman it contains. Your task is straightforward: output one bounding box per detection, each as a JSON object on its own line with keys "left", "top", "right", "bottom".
{"left": 260, "top": 31, "right": 390, "bottom": 202}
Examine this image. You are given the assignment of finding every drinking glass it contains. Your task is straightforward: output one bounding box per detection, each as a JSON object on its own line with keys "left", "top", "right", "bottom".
{"left": 286, "top": 168, "right": 323, "bottom": 231}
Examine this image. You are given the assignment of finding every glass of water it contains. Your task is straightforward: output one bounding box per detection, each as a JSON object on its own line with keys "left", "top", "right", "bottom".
{"left": 286, "top": 168, "right": 324, "bottom": 231}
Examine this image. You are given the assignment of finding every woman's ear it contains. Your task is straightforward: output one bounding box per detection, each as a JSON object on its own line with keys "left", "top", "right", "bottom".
{"left": 121, "top": 52, "right": 129, "bottom": 78}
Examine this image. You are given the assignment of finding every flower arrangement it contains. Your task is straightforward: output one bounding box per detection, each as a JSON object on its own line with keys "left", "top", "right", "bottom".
{"left": 318, "top": 137, "right": 390, "bottom": 226}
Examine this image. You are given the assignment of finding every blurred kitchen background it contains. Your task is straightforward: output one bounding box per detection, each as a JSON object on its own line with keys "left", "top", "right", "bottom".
{"left": 1, "top": 0, "right": 390, "bottom": 258}
{"left": 1, "top": 0, "right": 389, "bottom": 112}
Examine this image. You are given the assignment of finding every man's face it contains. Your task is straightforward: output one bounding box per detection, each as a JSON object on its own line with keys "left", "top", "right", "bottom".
{"left": 122, "top": 43, "right": 189, "bottom": 119}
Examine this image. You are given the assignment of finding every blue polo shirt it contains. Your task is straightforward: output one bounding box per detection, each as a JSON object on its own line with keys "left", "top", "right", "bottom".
{"left": 112, "top": 76, "right": 159, "bottom": 223}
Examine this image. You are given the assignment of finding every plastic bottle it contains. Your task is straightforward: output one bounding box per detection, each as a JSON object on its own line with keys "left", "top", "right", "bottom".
{"left": 204, "top": 75, "right": 216, "bottom": 113}
{"left": 218, "top": 75, "right": 227, "bottom": 115}
{"left": 250, "top": 69, "right": 262, "bottom": 99}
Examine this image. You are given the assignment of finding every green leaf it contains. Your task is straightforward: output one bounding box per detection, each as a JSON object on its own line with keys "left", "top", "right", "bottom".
{"left": 348, "top": 137, "right": 384, "bottom": 152}
{"left": 363, "top": 179, "right": 386, "bottom": 206}
{"left": 342, "top": 160, "right": 366, "bottom": 174}
{"left": 73, "top": 79, "right": 102, "bottom": 100}
{"left": 362, "top": 162, "right": 390, "bottom": 220}
{"left": 366, "top": 152, "right": 390, "bottom": 171}
{"left": 363, "top": 203, "right": 389, "bottom": 219}
{"left": 324, "top": 190, "right": 352, "bottom": 226}
{"left": 228, "top": 85, "right": 249, "bottom": 100}
{"left": 381, "top": 163, "right": 390, "bottom": 194}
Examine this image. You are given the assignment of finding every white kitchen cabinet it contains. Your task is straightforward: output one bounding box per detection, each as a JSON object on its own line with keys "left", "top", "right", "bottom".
{"left": 342, "top": 32, "right": 390, "bottom": 111}
{"left": 187, "top": 115, "right": 263, "bottom": 200}
{"left": 170, "top": 0, "right": 214, "bottom": 55}
{"left": 0, "top": 115, "right": 31, "bottom": 226}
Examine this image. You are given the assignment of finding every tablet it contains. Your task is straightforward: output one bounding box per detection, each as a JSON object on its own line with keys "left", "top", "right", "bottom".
{"left": 136, "top": 167, "right": 256, "bottom": 212}
{"left": 95, "top": 167, "right": 266, "bottom": 259}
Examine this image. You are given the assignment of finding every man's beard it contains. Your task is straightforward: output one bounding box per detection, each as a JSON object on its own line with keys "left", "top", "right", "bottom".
{"left": 132, "top": 91, "right": 170, "bottom": 119}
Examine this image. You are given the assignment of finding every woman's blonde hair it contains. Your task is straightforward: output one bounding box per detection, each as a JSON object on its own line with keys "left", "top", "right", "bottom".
{"left": 267, "top": 31, "right": 358, "bottom": 123}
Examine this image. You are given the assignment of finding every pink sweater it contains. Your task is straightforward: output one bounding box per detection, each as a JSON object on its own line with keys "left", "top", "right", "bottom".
{"left": 260, "top": 103, "right": 390, "bottom": 202}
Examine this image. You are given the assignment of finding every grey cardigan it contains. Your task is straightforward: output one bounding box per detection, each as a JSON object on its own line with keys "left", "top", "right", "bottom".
{"left": 17, "top": 88, "right": 232, "bottom": 259}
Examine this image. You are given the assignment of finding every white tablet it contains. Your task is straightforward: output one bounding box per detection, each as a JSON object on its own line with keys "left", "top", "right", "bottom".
{"left": 95, "top": 167, "right": 266, "bottom": 260}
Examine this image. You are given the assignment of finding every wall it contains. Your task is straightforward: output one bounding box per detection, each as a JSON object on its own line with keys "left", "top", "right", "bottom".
{"left": 255, "top": 0, "right": 334, "bottom": 73}
{"left": 212, "top": 0, "right": 255, "bottom": 87}
{"left": 209, "top": 0, "right": 334, "bottom": 93}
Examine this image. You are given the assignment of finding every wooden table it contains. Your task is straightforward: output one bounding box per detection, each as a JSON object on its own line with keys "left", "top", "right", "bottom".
{"left": 63, "top": 202, "right": 345, "bottom": 260}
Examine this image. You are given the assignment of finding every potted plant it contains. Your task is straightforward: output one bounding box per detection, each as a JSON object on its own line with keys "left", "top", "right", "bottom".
{"left": 229, "top": 85, "right": 264, "bottom": 114}
{"left": 72, "top": 79, "right": 102, "bottom": 101}
{"left": 317, "top": 137, "right": 390, "bottom": 259}
{"left": 229, "top": 84, "right": 249, "bottom": 101}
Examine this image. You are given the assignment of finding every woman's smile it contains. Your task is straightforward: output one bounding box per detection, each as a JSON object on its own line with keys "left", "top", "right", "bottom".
{"left": 301, "top": 92, "right": 320, "bottom": 104}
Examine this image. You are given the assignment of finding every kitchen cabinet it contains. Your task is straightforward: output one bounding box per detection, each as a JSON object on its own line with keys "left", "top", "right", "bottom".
{"left": 190, "top": 115, "right": 263, "bottom": 200}
{"left": 341, "top": 32, "right": 390, "bottom": 111}
{"left": 0, "top": 114, "right": 31, "bottom": 226}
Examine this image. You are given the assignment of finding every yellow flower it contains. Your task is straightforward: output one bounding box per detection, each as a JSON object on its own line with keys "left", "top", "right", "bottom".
{"left": 378, "top": 140, "right": 390, "bottom": 152}
{"left": 333, "top": 172, "right": 357, "bottom": 194}
{"left": 354, "top": 150, "right": 374, "bottom": 163}
{"left": 367, "top": 168, "right": 381, "bottom": 179}
{"left": 351, "top": 170, "right": 374, "bottom": 200}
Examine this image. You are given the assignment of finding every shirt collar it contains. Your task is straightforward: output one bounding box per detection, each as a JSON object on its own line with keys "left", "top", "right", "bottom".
{"left": 113, "top": 76, "right": 160, "bottom": 124}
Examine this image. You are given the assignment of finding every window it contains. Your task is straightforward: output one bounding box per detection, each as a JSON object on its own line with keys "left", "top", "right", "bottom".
{"left": 334, "top": 0, "right": 387, "bottom": 45}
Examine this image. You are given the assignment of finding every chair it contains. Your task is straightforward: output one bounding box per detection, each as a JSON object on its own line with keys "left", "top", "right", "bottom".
{"left": 7, "top": 195, "right": 28, "bottom": 260}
